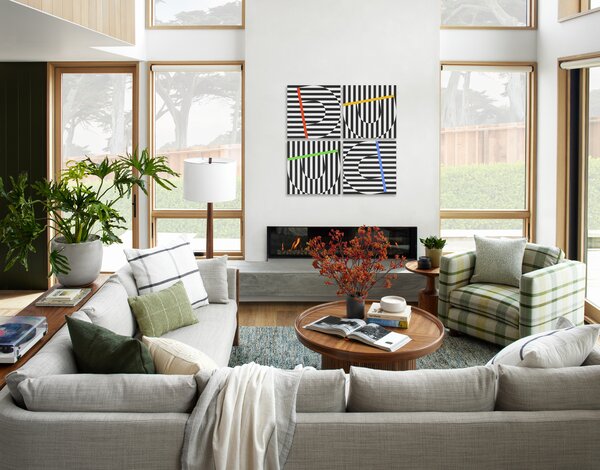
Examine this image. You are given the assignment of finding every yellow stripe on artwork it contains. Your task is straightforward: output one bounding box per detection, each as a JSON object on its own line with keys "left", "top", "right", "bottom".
{"left": 343, "top": 95, "right": 395, "bottom": 107}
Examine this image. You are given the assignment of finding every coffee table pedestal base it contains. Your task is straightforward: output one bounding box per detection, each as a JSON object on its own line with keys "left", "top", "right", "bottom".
{"left": 321, "top": 355, "right": 416, "bottom": 373}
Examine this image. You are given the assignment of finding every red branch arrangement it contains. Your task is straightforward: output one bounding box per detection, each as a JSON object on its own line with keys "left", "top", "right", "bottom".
{"left": 306, "top": 226, "right": 405, "bottom": 299}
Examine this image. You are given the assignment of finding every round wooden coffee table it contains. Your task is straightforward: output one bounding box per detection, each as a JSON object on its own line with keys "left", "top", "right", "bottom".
{"left": 295, "top": 301, "right": 445, "bottom": 372}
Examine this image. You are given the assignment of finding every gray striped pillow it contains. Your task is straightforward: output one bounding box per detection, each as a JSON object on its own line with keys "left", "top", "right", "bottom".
{"left": 124, "top": 239, "right": 209, "bottom": 308}
{"left": 488, "top": 323, "right": 600, "bottom": 368}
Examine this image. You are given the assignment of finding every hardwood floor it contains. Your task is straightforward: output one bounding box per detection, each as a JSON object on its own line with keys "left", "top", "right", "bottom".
{"left": 0, "top": 291, "right": 319, "bottom": 326}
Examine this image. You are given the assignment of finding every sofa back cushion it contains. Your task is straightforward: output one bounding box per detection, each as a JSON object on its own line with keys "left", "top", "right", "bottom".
{"left": 80, "top": 274, "right": 136, "bottom": 337}
{"left": 18, "top": 374, "right": 197, "bottom": 413}
{"left": 496, "top": 364, "right": 600, "bottom": 411}
{"left": 197, "top": 256, "right": 230, "bottom": 304}
{"left": 584, "top": 345, "right": 600, "bottom": 366}
{"left": 347, "top": 366, "right": 496, "bottom": 412}
{"left": 115, "top": 263, "right": 139, "bottom": 298}
{"left": 296, "top": 369, "right": 346, "bottom": 412}
{"left": 5, "top": 311, "right": 89, "bottom": 407}
{"left": 522, "top": 243, "right": 563, "bottom": 274}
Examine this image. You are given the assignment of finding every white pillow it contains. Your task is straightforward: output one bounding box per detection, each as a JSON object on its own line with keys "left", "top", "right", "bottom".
{"left": 124, "top": 239, "right": 208, "bottom": 308}
{"left": 488, "top": 322, "right": 600, "bottom": 368}
{"left": 142, "top": 336, "right": 218, "bottom": 375}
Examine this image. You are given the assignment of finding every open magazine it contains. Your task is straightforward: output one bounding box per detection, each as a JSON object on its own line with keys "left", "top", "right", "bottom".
{"left": 304, "top": 315, "right": 411, "bottom": 352}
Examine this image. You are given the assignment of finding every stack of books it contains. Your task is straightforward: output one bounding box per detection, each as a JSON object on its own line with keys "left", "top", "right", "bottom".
{"left": 367, "top": 302, "right": 412, "bottom": 329}
{"left": 35, "top": 288, "right": 91, "bottom": 307}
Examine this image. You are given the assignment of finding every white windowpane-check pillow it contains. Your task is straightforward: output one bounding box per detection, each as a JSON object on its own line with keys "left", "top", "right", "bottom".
{"left": 124, "top": 240, "right": 209, "bottom": 308}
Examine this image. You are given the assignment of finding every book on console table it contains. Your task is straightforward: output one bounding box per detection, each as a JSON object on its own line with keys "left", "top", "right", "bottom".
{"left": 366, "top": 303, "right": 412, "bottom": 328}
{"left": 304, "top": 315, "right": 411, "bottom": 352}
{"left": 35, "top": 288, "right": 91, "bottom": 307}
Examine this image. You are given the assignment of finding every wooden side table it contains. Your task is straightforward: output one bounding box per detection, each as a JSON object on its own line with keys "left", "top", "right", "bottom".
{"left": 405, "top": 260, "right": 440, "bottom": 316}
{"left": 0, "top": 276, "right": 108, "bottom": 389}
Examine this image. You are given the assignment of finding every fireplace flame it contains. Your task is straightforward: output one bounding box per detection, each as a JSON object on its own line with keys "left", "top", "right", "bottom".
{"left": 291, "top": 237, "right": 301, "bottom": 250}
{"left": 281, "top": 243, "right": 284, "bottom": 252}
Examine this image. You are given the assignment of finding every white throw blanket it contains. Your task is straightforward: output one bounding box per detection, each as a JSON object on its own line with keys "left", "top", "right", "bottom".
{"left": 181, "top": 363, "right": 304, "bottom": 470}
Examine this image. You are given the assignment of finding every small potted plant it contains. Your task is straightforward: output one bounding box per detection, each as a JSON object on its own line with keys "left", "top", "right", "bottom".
{"left": 307, "top": 226, "right": 405, "bottom": 319}
{"left": 0, "top": 149, "right": 178, "bottom": 286}
{"left": 419, "top": 235, "right": 447, "bottom": 269}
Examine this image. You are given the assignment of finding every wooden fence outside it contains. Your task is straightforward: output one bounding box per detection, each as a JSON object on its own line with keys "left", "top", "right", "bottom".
{"left": 442, "top": 117, "right": 600, "bottom": 166}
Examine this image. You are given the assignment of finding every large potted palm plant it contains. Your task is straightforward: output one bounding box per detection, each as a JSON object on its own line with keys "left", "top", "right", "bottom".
{"left": 0, "top": 149, "right": 178, "bottom": 286}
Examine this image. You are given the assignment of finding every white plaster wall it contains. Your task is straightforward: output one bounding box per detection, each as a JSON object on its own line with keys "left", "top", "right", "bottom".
{"left": 244, "top": 0, "right": 441, "bottom": 260}
{"left": 537, "top": 2, "right": 600, "bottom": 246}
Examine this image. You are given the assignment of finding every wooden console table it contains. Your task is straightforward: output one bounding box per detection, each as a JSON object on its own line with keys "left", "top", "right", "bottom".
{"left": 405, "top": 261, "right": 440, "bottom": 316}
{"left": 0, "top": 275, "right": 108, "bottom": 389}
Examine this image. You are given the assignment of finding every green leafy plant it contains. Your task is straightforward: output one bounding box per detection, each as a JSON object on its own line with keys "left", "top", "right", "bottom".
{"left": 419, "top": 236, "right": 447, "bottom": 250}
{"left": 0, "top": 149, "right": 178, "bottom": 276}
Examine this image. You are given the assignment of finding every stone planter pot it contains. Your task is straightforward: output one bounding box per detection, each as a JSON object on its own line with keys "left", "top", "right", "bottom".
{"left": 50, "top": 235, "right": 103, "bottom": 287}
{"left": 346, "top": 295, "right": 365, "bottom": 319}
{"left": 426, "top": 248, "right": 443, "bottom": 269}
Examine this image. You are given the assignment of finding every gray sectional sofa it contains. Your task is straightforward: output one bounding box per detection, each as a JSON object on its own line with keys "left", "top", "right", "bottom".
{"left": 1, "top": 260, "right": 599, "bottom": 469}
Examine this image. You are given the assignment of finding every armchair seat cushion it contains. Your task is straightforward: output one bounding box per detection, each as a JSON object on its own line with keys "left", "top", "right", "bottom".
{"left": 449, "top": 283, "right": 520, "bottom": 328}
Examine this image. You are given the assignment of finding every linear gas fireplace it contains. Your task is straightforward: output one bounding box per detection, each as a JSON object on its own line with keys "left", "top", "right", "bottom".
{"left": 267, "top": 226, "right": 418, "bottom": 259}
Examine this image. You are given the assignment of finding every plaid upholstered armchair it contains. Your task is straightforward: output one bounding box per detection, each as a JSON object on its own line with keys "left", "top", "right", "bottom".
{"left": 438, "top": 243, "right": 586, "bottom": 346}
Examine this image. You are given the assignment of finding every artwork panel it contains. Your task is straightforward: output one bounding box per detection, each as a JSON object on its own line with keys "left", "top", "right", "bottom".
{"left": 343, "top": 140, "right": 396, "bottom": 195}
{"left": 342, "top": 85, "right": 397, "bottom": 139}
{"left": 287, "top": 141, "right": 342, "bottom": 195}
{"left": 287, "top": 85, "right": 342, "bottom": 140}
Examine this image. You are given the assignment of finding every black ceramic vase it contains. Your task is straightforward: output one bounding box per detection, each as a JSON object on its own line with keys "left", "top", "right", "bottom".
{"left": 346, "top": 295, "right": 365, "bottom": 319}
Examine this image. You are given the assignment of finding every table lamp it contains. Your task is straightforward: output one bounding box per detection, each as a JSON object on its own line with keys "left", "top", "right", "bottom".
{"left": 183, "top": 157, "right": 237, "bottom": 258}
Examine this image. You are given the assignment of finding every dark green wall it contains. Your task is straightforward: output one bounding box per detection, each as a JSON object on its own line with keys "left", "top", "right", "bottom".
{"left": 0, "top": 63, "right": 48, "bottom": 290}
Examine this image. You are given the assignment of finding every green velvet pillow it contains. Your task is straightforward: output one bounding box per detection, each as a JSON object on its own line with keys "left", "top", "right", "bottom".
{"left": 65, "top": 316, "right": 155, "bottom": 374}
{"left": 127, "top": 281, "right": 198, "bottom": 337}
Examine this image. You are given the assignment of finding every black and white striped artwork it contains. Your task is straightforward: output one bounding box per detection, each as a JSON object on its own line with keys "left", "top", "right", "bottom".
{"left": 343, "top": 140, "right": 396, "bottom": 195}
{"left": 342, "top": 85, "right": 397, "bottom": 140}
{"left": 287, "top": 141, "right": 341, "bottom": 195}
{"left": 287, "top": 85, "right": 341, "bottom": 139}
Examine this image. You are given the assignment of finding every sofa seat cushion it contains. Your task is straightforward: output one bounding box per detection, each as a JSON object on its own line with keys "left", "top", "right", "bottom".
{"left": 449, "top": 283, "right": 520, "bottom": 328}
{"left": 496, "top": 364, "right": 600, "bottom": 411}
{"left": 161, "top": 302, "right": 237, "bottom": 367}
{"left": 5, "top": 311, "right": 89, "bottom": 407}
{"left": 80, "top": 274, "right": 136, "bottom": 337}
{"left": 347, "top": 366, "right": 496, "bottom": 412}
{"left": 18, "top": 374, "right": 197, "bottom": 413}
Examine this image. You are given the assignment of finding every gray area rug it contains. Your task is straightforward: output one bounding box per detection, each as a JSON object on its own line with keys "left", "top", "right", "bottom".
{"left": 229, "top": 326, "right": 502, "bottom": 369}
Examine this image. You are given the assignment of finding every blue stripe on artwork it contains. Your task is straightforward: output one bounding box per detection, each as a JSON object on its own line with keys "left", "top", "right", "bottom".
{"left": 376, "top": 140, "right": 387, "bottom": 193}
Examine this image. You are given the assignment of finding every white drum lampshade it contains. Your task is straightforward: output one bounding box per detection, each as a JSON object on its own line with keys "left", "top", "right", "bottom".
{"left": 183, "top": 157, "right": 237, "bottom": 258}
{"left": 183, "top": 158, "right": 237, "bottom": 203}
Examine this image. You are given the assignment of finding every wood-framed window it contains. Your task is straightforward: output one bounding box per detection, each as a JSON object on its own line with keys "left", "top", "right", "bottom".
{"left": 148, "top": 62, "right": 245, "bottom": 259}
{"left": 146, "top": 0, "right": 245, "bottom": 29}
{"left": 51, "top": 62, "right": 139, "bottom": 272}
{"left": 557, "top": 53, "right": 600, "bottom": 323}
{"left": 441, "top": 0, "right": 537, "bottom": 29}
{"left": 558, "top": 0, "right": 600, "bottom": 21}
{"left": 440, "top": 62, "right": 537, "bottom": 252}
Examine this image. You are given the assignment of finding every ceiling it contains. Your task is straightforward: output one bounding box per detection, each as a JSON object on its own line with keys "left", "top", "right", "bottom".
{"left": 0, "top": 1, "right": 136, "bottom": 61}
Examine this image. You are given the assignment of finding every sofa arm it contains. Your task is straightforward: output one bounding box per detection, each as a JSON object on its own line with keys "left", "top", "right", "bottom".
{"left": 519, "top": 259, "right": 586, "bottom": 337}
{"left": 438, "top": 251, "right": 476, "bottom": 319}
{"left": 227, "top": 267, "right": 239, "bottom": 303}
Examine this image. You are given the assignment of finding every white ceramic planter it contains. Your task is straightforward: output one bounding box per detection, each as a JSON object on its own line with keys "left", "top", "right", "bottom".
{"left": 50, "top": 236, "right": 103, "bottom": 287}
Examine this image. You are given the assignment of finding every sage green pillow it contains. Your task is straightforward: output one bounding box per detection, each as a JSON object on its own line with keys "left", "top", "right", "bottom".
{"left": 471, "top": 236, "right": 527, "bottom": 288}
{"left": 65, "top": 316, "right": 155, "bottom": 374}
{"left": 128, "top": 281, "right": 198, "bottom": 337}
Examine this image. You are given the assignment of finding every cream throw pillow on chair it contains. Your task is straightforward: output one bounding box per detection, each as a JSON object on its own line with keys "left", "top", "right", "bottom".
{"left": 142, "top": 336, "right": 218, "bottom": 375}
